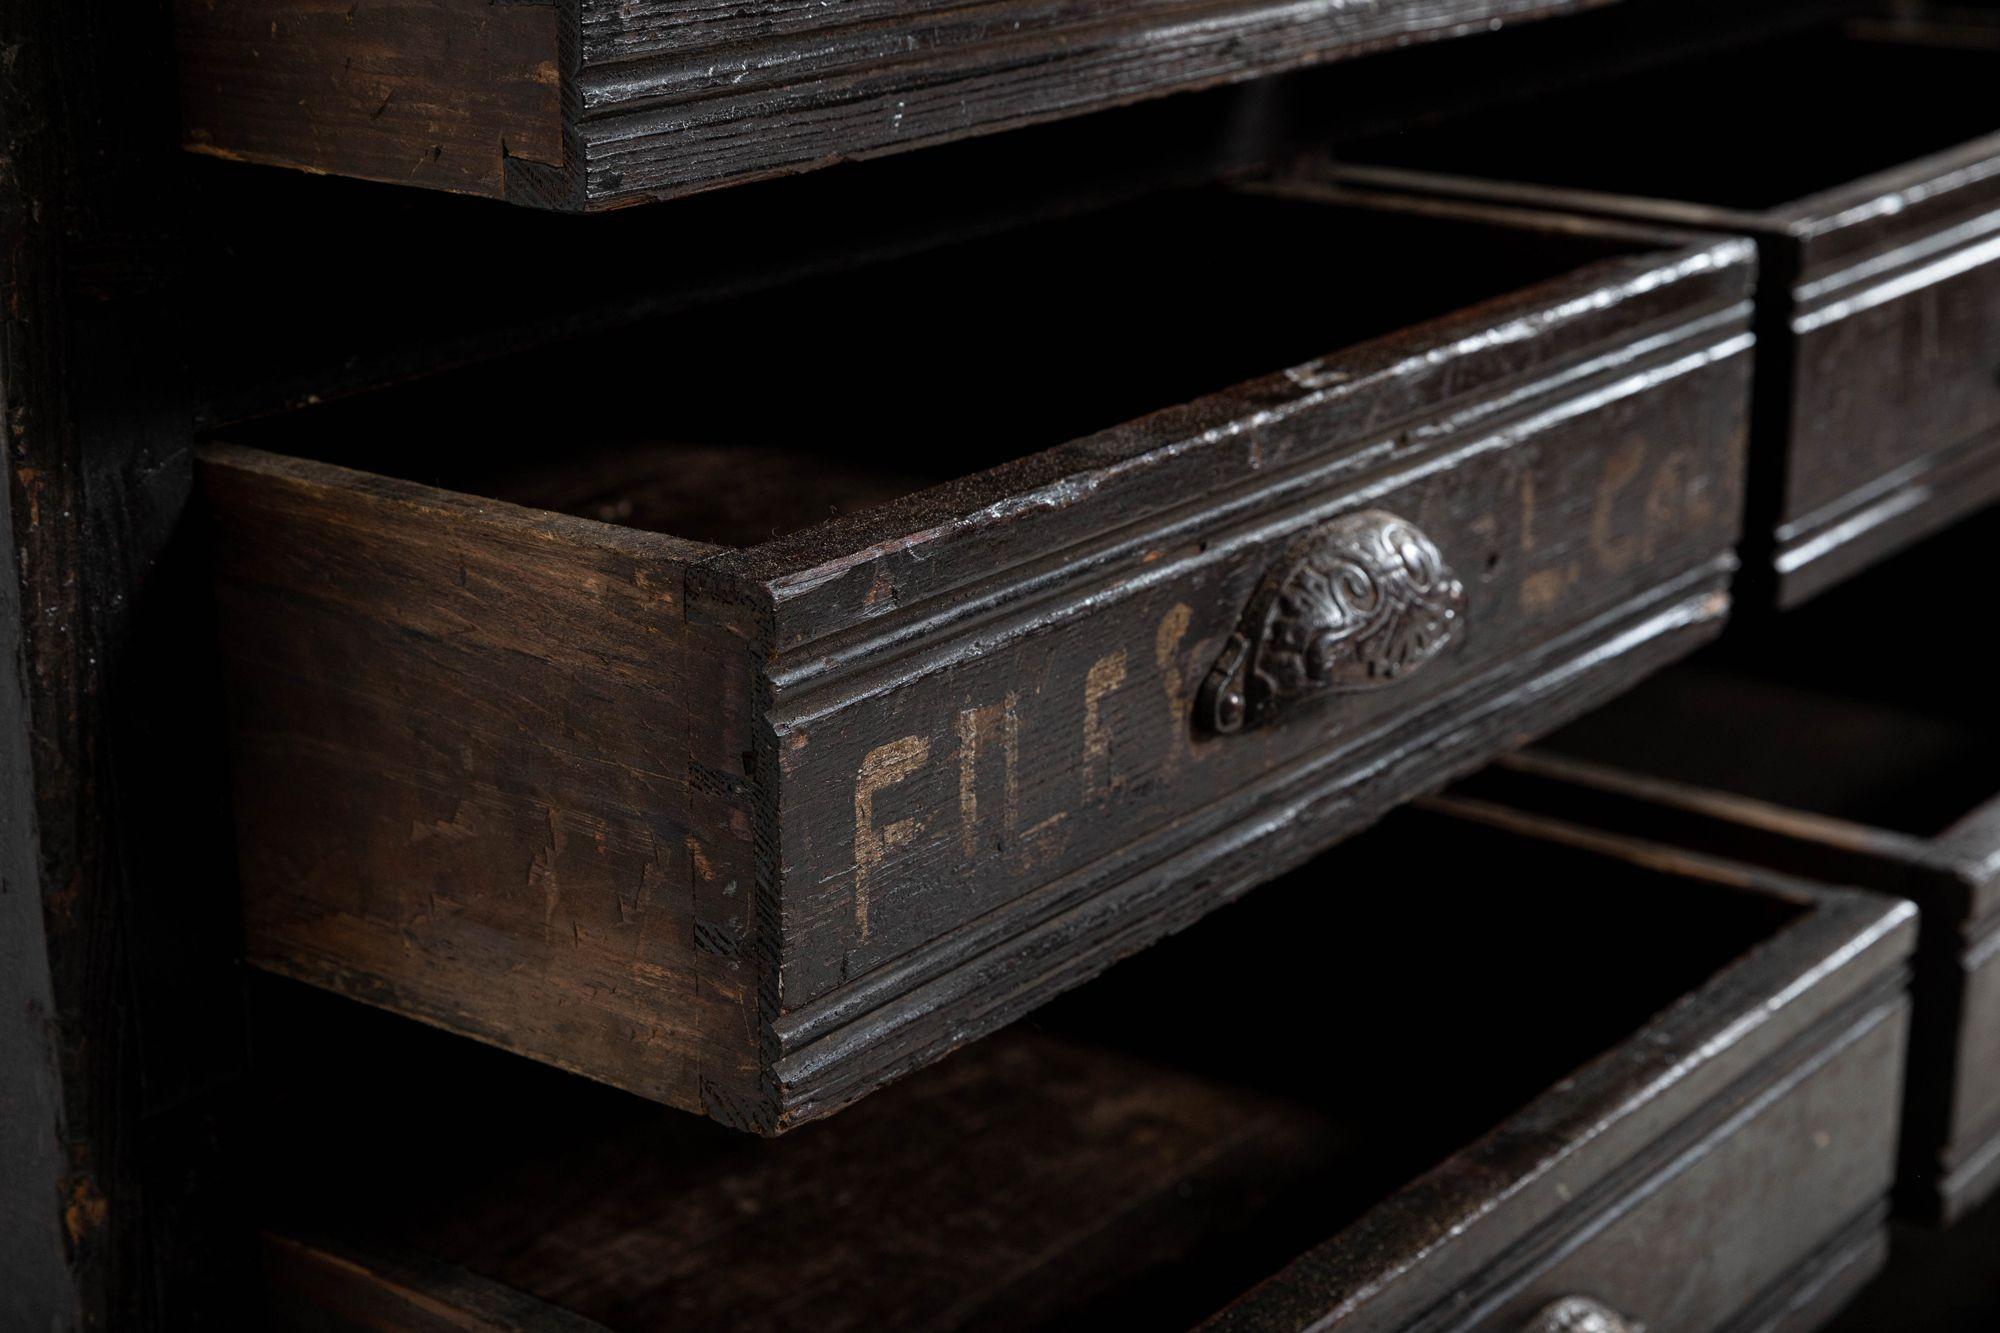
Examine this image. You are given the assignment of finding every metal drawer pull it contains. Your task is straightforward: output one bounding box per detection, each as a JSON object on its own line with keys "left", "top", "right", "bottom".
{"left": 1197, "top": 509, "right": 1465, "bottom": 735}
{"left": 1523, "top": 1296, "right": 1646, "bottom": 1333}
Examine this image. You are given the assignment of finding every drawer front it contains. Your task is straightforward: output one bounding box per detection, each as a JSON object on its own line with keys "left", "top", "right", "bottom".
{"left": 781, "top": 372, "right": 1747, "bottom": 986}
{"left": 1943, "top": 925, "right": 2000, "bottom": 1211}
{"left": 1221, "top": 998, "right": 1908, "bottom": 1333}
{"left": 1465, "top": 992, "right": 1906, "bottom": 1332}
{"left": 765, "top": 303, "right": 1751, "bottom": 1117}
{"left": 1780, "top": 210, "right": 2000, "bottom": 598}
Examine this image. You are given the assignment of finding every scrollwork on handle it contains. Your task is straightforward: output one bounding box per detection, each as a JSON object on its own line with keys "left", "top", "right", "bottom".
{"left": 1523, "top": 1296, "right": 1645, "bottom": 1333}
{"left": 1195, "top": 509, "right": 1465, "bottom": 736}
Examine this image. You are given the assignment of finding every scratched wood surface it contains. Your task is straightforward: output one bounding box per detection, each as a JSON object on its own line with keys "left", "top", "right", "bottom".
{"left": 1320, "top": 11, "right": 2000, "bottom": 607}
{"left": 1451, "top": 514, "right": 2000, "bottom": 1222}
{"left": 175, "top": 0, "right": 563, "bottom": 199}
{"left": 201, "top": 184, "right": 1754, "bottom": 1130}
{"left": 170, "top": 0, "right": 1628, "bottom": 208}
{"left": 253, "top": 809, "right": 1913, "bottom": 1331}
{"left": 199, "top": 449, "right": 773, "bottom": 1120}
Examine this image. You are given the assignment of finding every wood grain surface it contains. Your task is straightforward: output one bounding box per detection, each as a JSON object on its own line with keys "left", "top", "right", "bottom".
{"left": 176, "top": 0, "right": 563, "bottom": 199}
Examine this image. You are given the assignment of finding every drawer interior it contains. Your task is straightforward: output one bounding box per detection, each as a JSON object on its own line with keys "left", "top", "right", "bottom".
{"left": 218, "top": 189, "right": 1646, "bottom": 549}
{"left": 1333, "top": 19, "right": 2000, "bottom": 211}
{"left": 1535, "top": 504, "right": 2000, "bottom": 837}
{"left": 1534, "top": 669, "right": 1993, "bottom": 837}
{"left": 258, "top": 810, "right": 1799, "bottom": 1331}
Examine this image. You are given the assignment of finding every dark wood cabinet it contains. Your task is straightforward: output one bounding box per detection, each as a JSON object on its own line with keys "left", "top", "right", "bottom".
{"left": 1316, "top": 11, "right": 2000, "bottom": 607}
{"left": 9, "top": 0, "right": 1995, "bottom": 1325}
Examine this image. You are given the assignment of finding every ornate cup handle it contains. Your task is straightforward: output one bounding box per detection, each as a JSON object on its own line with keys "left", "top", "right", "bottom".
{"left": 1522, "top": 1296, "right": 1646, "bottom": 1333}
{"left": 1195, "top": 509, "right": 1465, "bottom": 735}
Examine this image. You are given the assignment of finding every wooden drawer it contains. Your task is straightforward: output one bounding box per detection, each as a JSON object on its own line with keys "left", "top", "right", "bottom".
{"left": 201, "top": 185, "right": 1753, "bottom": 1132}
{"left": 1317, "top": 11, "right": 2000, "bottom": 608}
{"left": 170, "top": 0, "right": 1613, "bottom": 211}
{"left": 255, "top": 805, "right": 1914, "bottom": 1331}
{"left": 1450, "top": 513, "right": 2000, "bottom": 1223}
{"left": 1450, "top": 590, "right": 2000, "bottom": 1226}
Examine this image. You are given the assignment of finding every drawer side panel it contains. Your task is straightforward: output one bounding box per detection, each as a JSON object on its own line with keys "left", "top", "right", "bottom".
{"left": 175, "top": 0, "right": 564, "bottom": 200}
{"left": 1781, "top": 211, "right": 2000, "bottom": 586}
{"left": 201, "top": 448, "right": 755, "bottom": 1115}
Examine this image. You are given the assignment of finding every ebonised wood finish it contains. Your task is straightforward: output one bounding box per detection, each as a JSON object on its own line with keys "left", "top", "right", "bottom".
{"left": 171, "top": 0, "right": 1629, "bottom": 210}
{"left": 1451, "top": 510, "right": 2000, "bottom": 1225}
{"left": 197, "top": 185, "right": 1754, "bottom": 1131}
{"left": 1316, "top": 10, "right": 2000, "bottom": 607}
{"left": 1, "top": 0, "right": 251, "bottom": 1325}
{"left": 249, "top": 807, "right": 1917, "bottom": 1331}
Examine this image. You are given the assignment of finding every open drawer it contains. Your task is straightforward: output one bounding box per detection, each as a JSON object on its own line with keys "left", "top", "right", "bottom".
{"left": 256, "top": 804, "right": 1913, "bottom": 1331}
{"left": 1316, "top": 9, "right": 2000, "bottom": 608}
{"left": 200, "top": 183, "right": 1754, "bottom": 1131}
{"left": 1452, "top": 510, "right": 2000, "bottom": 1223}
